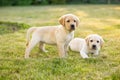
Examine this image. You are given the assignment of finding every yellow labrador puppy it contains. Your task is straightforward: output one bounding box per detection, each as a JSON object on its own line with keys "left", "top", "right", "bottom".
{"left": 69, "top": 34, "right": 104, "bottom": 58}
{"left": 25, "top": 14, "right": 79, "bottom": 58}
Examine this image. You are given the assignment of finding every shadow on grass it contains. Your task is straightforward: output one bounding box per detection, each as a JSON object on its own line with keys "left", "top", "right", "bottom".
{"left": 0, "top": 21, "right": 30, "bottom": 35}
{"left": 114, "top": 24, "right": 120, "bottom": 29}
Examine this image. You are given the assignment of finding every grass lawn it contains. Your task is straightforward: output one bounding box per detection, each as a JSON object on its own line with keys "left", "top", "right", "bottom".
{"left": 0, "top": 5, "right": 120, "bottom": 80}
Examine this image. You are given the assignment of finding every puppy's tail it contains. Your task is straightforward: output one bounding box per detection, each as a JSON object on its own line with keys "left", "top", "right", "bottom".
{"left": 26, "top": 27, "right": 37, "bottom": 46}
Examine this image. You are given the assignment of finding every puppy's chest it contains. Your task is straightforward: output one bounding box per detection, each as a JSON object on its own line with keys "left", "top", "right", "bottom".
{"left": 65, "top": 33, "right": 74, "bottom": 42}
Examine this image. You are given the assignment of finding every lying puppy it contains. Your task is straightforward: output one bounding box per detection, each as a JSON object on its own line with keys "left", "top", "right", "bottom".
{"left": 25, "top": 14, "right": 79, "bottom": 58}
{"left": 69, "top": 34, "right": 104, "bottom": 58}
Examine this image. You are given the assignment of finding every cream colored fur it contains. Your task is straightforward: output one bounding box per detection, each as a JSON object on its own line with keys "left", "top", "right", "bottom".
{"left": 69, "top": 34, "right": 104, "bottom": 58}
{"left": 25, "top": 14, "right": 79, "bottom": 58}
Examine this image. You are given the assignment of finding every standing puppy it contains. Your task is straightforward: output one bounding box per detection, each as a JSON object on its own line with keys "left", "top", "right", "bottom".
{"left": 69, "top": 34, "right": 104, "bottom": 58}
{"left": 25, "top": 14, "right": 79, "bottom": 58}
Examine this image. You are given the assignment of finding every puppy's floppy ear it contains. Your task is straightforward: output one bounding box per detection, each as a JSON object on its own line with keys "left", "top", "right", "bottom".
{"left": 59, "top": 15, "right": 65, "bottom": 26}
{"left": 75, "top": 17, "right": 80, "bottom": 27}
{"left": 85, "top": 36, "right": 90, "bottom": 46}
{"left": 100, "top": 37, "right": 104, "bottom": 48}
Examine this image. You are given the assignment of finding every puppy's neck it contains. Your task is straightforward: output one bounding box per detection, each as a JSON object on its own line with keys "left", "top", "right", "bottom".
{"left": 88, "top": 48, "right": 99, "bottom": 54}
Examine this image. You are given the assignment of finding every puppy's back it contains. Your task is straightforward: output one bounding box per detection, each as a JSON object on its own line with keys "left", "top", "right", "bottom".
{"left": 69, "top": 38, "right": 85, "bottom": 52}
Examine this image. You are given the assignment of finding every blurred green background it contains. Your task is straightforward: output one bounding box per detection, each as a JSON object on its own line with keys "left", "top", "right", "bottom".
{"left": 0, "top": 0, "right": 120, "bottom": 6}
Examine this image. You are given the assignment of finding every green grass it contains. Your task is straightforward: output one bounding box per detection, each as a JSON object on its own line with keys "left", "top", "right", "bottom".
{"left": 0, "top": 5, "right": 120, "bottom": 80}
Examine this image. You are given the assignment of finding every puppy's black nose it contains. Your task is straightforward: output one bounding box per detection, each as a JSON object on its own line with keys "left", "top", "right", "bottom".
{"left": 92, "top": 45, "right": 96, "bottom": 49}
{"left": 71, "top": 24, "right": 75, "bottom": 30}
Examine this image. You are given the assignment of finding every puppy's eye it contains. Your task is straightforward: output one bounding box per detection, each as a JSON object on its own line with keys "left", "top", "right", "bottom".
{"left": 74, "top": 20, "right": 76, "bottom": 22}
{"left": 90, "top": 40, "right": 93, "bottom": 42}
{"left": 97, "top": 41, "right": 99, "bottom": 43}
{"left": 67, "top": 20, "right": 70, "bottom": 22}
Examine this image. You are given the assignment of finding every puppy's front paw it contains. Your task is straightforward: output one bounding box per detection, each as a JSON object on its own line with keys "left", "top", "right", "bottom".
{"left": 43, "top": 50, "right": 48, "bottom": 53}
{"left": 83, "top": 57, "right": 89, "bottom": 59}
{"left": 25, "top": 55, "right": 29, "bottom": 59}
{"left": 81, "top": 54, "right": 89, "bottom": 59}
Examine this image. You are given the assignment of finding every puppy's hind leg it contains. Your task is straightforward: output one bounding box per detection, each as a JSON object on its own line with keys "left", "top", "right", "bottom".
{"left": 25, "top": 36, "right": 40, "bottom": 58}
{"left": 39, "top": 42, "right": 48, "bottom": 53}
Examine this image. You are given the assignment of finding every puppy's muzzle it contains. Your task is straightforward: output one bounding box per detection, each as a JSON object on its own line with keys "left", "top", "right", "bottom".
{"left": 92, "top": 45, "right": 97, "bottom": 50}
{"left": 71, "top": 24, "right": 75, "bottom": 30}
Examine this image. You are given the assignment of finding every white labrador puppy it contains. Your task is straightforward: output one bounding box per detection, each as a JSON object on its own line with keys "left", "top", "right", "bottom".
{"left": 25, "top": 14, "right": 79, "bottom": 58}
{"left": 69, "top": 34, "right": 104, "bottom": 58}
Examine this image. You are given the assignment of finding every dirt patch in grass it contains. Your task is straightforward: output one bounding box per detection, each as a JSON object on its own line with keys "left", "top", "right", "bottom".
{"left": 0, "top": 21, "right": 30, "bottom": 35}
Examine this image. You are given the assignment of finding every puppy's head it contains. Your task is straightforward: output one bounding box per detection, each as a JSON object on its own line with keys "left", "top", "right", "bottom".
{"left": 59, "top": 14, "right": 79, "bottom": 31}
{"left": 85, "top": 34, "right": 104, "bottom": 50}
